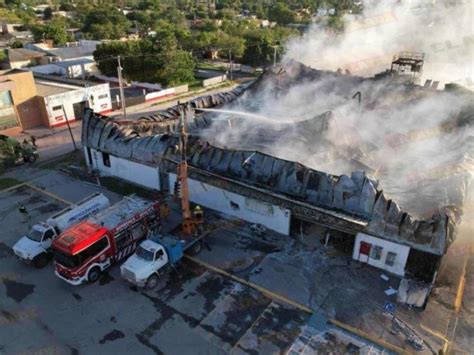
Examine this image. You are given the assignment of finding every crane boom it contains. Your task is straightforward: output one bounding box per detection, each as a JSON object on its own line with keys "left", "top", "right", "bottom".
{"left": 176, "top": 103, "right": 202, "bottom": 237}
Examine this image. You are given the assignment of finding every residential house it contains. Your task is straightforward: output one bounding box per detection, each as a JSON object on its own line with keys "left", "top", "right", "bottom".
{"left": 1, "top": 48, "right": 47, "bottom": 70}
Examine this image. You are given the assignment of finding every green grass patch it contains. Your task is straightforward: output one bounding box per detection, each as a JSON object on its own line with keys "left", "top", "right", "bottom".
{"left": 38, "top": 150, "right": 85, "bottom": 170}
{"left": 196, "top": 61, "right": 228, "bottom": 72}
{"left": 0, "top": 177, "right": 22, "bottom": 190}
{"left": 100, "top": 176, "right": 155, "bottom": 198}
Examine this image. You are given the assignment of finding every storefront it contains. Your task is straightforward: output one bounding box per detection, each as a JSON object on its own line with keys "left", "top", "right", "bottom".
{"left": 38, "top": 83, "right": 112, "bottom": 127}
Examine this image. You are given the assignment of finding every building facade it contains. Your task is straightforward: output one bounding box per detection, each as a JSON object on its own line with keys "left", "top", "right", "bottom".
{"left": 0, "top": 70, "right": 40, "bottom": 132}
{"left": 38, "top": 82, "right": 111, "bottom": 127}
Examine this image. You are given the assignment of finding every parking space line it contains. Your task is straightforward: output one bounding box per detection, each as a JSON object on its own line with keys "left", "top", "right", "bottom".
{"left": 420, "top": 324, "right": 450, "bottom": 349}
{"left": 185, "top": 256, "right": 313, "bottom": 313}
{"left": 230, "top": 302, "right": 273, "bottom": 353}
{"left": 25, "top": 183, "right": 73, "bottom": 206}
{"left": 0, "top": 182, "right": 27, "bottom": 194}
{"left": 0, "top": 181, "right": 73, "bottom": 206}
{"left": 329, "top": 319, "right": 410, "bottom": 354}
{"left": 185, "top": 256, "right": 409, "bottom": 354}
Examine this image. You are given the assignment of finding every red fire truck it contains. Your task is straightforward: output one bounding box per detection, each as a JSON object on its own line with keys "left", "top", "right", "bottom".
{"left": 52, "top": 195, "right": 160, "bottom": 285}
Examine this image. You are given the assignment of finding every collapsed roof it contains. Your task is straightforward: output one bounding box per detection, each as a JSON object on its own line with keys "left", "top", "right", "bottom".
{"left": 82, "top": 74, "right": 471, "bottom": 256}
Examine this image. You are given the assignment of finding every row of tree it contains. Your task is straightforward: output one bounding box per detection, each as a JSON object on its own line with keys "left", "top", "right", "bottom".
{"left": 93, "top": 11, "right": 298, "bottom": 86}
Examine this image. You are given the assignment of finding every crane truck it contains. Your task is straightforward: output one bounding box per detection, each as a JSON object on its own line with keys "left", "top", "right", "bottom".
{"left": 121, "top": 103, "right": 207, "bottom": 290}
{"left": 52, "top": 195, "right": 160, "bottom": 285}
{"left": 12, "top": 192, "right": 110, "bottom": 268}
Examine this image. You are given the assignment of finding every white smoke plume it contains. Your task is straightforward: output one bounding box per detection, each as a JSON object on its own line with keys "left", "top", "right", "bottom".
{"left": 285, "top": 0, "right": 474, "bottom": 89}
{"left": 200, "top": 0, "right": 474, "bottom": 222}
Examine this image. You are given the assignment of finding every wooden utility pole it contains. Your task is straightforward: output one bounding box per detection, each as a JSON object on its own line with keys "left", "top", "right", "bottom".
{"left": 228, "top": 50, "right": 233, "bottom": 80}
{"left": 61, "top": 104, "right": 77, "bottom": 151}
{"left": 117, "top": 55, "right": 127, "bottom": 120}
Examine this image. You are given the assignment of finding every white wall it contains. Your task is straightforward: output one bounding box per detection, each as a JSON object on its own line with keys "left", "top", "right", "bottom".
{"left": 44, "top": 83, "right": 111, "bottom": 126}
{"left": 202, "top": 75, "right": 227, "bottom": 87}
{"left": 88, "top": 148, "right": 160, "bottom": 190}
{"left": 9, "top": 60, "right": 32, "bottom": 69}
{"left": 353, "top": 232, "right": 410, "bottom": 277}
{"left": 86, "top": 148, "right": 291, "bottom": 235}
{"left": 169, "top": 173, "right": 291, "bottom": 235}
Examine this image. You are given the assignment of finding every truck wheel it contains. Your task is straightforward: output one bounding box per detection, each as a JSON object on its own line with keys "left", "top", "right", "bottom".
{"left": 26, "top": 155, "right": 36, "bottom": 163}
{"left": 145, "top": 274, "right": 159, "bottom": 290}
{"left": 187, "top": 240, "right": 202, "bottom": 256}
{"left": 87, "top": 267, "right": 101, "bottom": 283}
{"left": 33, "top": 253, "right": 49, "bottom": 268}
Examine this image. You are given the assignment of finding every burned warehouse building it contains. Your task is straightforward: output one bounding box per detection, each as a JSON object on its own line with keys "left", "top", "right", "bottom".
{"left": 82, "top": 61, "right": 473, "bottom": 308}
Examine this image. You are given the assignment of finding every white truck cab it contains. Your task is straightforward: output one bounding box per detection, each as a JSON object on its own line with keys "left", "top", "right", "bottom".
{"left": 13, "top": 223, "right": 58, "bottom": 266}
{"left": 121, "top": 239, "right": 168, "bottom": 289}
{"left": 121, "top": 233, "right": 205, "bottom": 290}
{"left": 13, "top": 193, "right": 110, "bottom": 268}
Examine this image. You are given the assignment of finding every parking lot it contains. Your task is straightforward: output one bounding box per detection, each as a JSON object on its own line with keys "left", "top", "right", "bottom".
{"left": 1, "top": 168, "right": 471, "bottom": 354}
{"left": 0, "top": 172, "right": 322, "bottom": 355}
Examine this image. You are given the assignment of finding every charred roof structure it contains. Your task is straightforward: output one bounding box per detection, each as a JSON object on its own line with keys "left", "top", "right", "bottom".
{"left": 82, "top": 61, "right": 472, "bottom": 305}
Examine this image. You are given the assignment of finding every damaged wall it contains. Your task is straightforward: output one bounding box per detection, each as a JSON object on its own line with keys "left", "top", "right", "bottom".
{"left": 168, "top": 173, "right": 291, "bottom": 235}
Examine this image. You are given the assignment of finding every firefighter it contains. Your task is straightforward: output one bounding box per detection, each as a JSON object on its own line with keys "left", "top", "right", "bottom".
{"left": 19, "top": 203, "right": 30, "bottom": 223}
{"left": 161, "top": 202, "right": 170, "bottom": 222}
{"left": 193, "top": 205, "right": 203, "bottom": 222}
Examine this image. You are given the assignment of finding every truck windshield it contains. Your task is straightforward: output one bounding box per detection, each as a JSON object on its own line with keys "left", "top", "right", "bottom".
{"left": 26, "top": 228, "right": 43, "bottom": 242}
{"left": 135, "top": 246, "right": 154, "bottom": 261}
{"left": 53, "top": 249, "right": 81, "bottom": 268}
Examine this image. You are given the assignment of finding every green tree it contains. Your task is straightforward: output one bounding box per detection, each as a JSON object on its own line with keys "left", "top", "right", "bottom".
{"left": 268, "top": 3, "right": 296, "bottom": 25}
{"left": 82, "top": 6, "right": 130, "bottom": 40}
{"left": 30, "top": 19, "right": 71, "bottom": 46}
{"left": 326, "top": 14, "right": 345, "bottom": 32}
{"left": 43, "top": 6, "right": 53, "bottom": 20}
{"left": 242, "top": 31, "right": 274, "bottom": 66}
{"left": 242, "top": 26, "right": 297, "bottom": 66}
{"left": 94, "top": 34, "right": 195, "bottom": 86}
{"left": 59, "top": 1, "right": 75, "bottom": 11}
{"left": 0, "top": 8, "right": 22, "bottom": 23}
{"left": 10, "top": 40, "right": 23, "bottom": 48}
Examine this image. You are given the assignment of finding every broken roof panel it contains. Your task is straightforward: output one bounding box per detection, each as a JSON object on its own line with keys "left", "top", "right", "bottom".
{"left": 82, "top": 68, "right": 469, "bottom": 256}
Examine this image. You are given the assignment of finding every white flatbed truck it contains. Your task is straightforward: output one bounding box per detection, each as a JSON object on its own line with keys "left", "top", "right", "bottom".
{"left": 120, "top": 232, "right": 205, "bottom": 289}
{"left": 12, "top": 192, "right": 110, "bottom": 268}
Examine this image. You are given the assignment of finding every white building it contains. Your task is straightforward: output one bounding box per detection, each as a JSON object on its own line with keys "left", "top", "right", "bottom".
{"left": 25, "top": 40, "right": 101, "bottom": 62}
{"left": 84, "top": 147, "right": 291, "bottom": 235}
{"left": 353, "top": 232, "right": 411, "bottom": 276}
{"left": 36, "top": 80, "right": 111, "bottom": 127}
{"left": 29, "top": 58, "right": 96, "bottom": 78}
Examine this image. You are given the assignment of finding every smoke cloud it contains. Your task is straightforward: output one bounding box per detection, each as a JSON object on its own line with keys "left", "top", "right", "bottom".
{"left": 285, "top": 0, "right": 474, "bottom": 89}
{"left": 200, "top": 0, "right": 474, "bottom": 222}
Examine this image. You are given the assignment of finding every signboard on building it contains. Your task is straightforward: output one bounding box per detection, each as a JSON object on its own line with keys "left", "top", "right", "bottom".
{"left": 42, "top": 83, "right": 111, "bottom": 127}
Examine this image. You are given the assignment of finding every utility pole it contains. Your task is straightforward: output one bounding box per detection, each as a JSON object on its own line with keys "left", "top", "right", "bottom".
{"left": 228, "top": 49, "right": 233, "bottom": 80}
{"left": 117, "top": 55, "right": 127, "bottom": 120}
{"left": 61, "top": 104, "right": 77, "bottom": 151}
{"left": 273, "top": 45, "right": 278, "bottom": 66}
